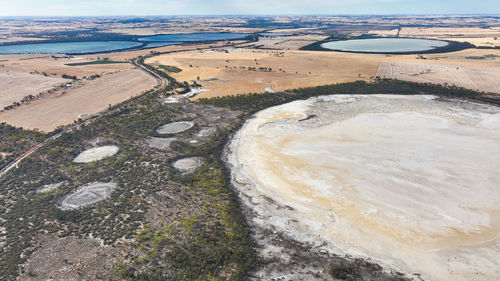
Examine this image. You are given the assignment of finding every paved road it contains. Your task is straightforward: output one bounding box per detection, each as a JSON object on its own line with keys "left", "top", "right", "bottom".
{"left": 131, "top": 58, "right": 170, "bottom": 90}
{"left": 0, "top": 130, "right": 65, "bottom": 179}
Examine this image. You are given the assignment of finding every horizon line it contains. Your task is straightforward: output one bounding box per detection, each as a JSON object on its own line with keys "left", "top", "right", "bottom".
{"left": 1, "top": 13, "right": 500, "bottom": 18}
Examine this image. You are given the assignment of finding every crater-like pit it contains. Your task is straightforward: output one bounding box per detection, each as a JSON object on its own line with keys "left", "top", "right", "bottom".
{"left": 172, "top": 157, "right": 204, "bottom": 173}
{"left": 73, "top": 145, "right": 119, "bottom": 163}
{"left": 59, "top": 182, "right": 117, "bottom": 210}
{"left": 156, "top": 121, "right": 194, "bottom": 135}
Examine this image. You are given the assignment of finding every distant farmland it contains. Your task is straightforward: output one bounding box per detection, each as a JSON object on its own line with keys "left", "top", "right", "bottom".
{"left": 376, "top": 61, "right": 500, "bottom": 94}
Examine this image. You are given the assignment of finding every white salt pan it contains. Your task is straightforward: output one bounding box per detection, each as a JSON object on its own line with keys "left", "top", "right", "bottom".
{"left": 73, "top": 145, "right": 119, "bottom": 163}
{"left": 228, "top": 94, "right": 500, "bottom": 281}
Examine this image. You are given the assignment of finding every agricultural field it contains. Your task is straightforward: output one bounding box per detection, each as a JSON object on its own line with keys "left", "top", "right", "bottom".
{"left": 0, "top": 70, "right": 69, "bottom": 109}
{"left": 376, "top": 61, "right": 500, "bottom": 94}
{"left": 0, "top": 69, "right": 156, "bottom": 131}
{"left": 0, "top": 54, "right": 132, "bottom": 78}
{"left": 146, "top": 48, "right": 384, "bottom": 99}
{"left": 370, "top": 27, "right": 500, "bottom": 47}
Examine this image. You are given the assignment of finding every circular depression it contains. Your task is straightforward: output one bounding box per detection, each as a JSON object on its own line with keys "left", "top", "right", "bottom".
{"left": 227, "top": 94, "right": 500, "bottom": 281}
{"left": 173, "top": 157, "right": 204, "bottom": 173}
{"left": 156, "top": 121, "right": 194, "bottom": 135}
{"left": 321, "top": 38, "right": 448, "bottom": 53}
{"left": 73, "top": 145, "right": 119, "bottom": 163}
{"left": 59, "top": 182, "right": 116, "bottom": 210}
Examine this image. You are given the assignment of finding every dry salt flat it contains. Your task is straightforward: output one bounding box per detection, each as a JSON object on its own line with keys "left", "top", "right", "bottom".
{"left": 36, "top": 182, "right": 65, "bottom": 194}
{"left": 73, "top": 145, "right": 119, "bottom": 163}
{"left": 146, "top": 137, "right": 177, "bottom": 150}
{"left": 172, "top": 157, "right": 204, "bottom": 173}
{"left": 59, "top": 182, "right": 117, "bottom": 210}
{"left": 227, "top": 94, "right": 500, "bottom": 281}
{"left": 156, "top": 121, "right": 194, "bottom": 134}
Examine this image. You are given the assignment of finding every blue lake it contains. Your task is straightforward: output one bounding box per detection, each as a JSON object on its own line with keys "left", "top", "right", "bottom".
{"left": 138, "top": 32, "right": 249, "bottom": 42}
{"left": 321, "top": 38, "right": 449, "bottom": 53}
{"left": 0, "top": 32, "right": 250, "bottom": 54}
{"left": 0, "top": 41, "right": 143, "bottom": 54}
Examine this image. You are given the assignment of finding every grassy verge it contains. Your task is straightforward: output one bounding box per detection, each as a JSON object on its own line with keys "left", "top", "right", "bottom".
{"left": 159, "top": 65, "right": 183, "bottom": 73}
{"left": 65, "top": 60, "right": 129, "bottom": 66}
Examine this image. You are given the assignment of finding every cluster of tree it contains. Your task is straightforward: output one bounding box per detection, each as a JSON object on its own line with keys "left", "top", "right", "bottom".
{"left": 197, "top": 78, "right": 500, "bottom": 112}
{"left": 61, "top": 74, "right": 77, "bottom": 80}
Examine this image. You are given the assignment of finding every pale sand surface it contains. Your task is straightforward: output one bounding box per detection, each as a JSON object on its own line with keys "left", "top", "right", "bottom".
{"left": 227, "top": 95, "right": 500, "bottom": 281}
{"left": 73, "top": 145, "right": 119, "bottom": 163}
{"left": 0, "top": 69, "right": 156, "bottom": 131}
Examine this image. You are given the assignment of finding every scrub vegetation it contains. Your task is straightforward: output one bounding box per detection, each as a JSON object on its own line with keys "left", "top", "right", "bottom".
{"left": 0, "top": 123, "right": 46, "bottom": 170}
{"left": 2, "top": 61, "right": 499, "bottom": 280}
{"left": 0, "top": 61, "right": 256, "bottom": 280}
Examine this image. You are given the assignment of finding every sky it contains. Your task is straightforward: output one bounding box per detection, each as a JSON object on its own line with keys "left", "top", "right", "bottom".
{"left": 0, "top": 0, "right": 499, "bottom": 16}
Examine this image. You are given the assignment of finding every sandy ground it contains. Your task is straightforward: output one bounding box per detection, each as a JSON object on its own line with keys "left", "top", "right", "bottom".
{"left": 370, "top": 27, "right": 500, "bottom": 47}
{"left": 227, "top": 95, "right": 500, "bottom": 281}
{"left": 73, "top": 145, "right": 119, "bottom": 163}
{"left": 0, "top": 70, "right": 69, "bottom": 109}
{"left": 377, "top": 61, "right": 500, "bottom": 93}
{"left": 146, "top": 49, "right": 383, "bottom": 99}
{"left": 0, "top": 69, "right": 156, "bottom": 131}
